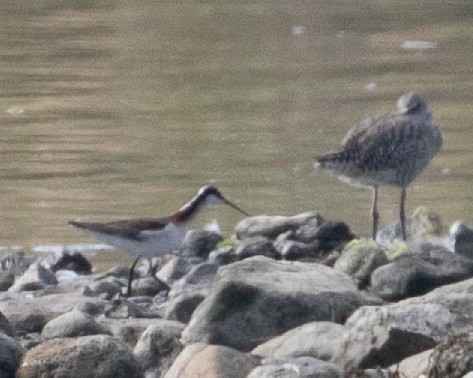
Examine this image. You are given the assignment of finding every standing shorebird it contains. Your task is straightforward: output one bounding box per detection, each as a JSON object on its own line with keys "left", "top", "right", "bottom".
{"left": 314, "top": 93, "right": 442, "bottom": 241}
{"left": 69, "top": 185, "right": 248, "bottom": 296}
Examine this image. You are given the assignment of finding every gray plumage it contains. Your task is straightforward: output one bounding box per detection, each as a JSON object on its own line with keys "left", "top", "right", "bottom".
{"left": 315, "top": 93, "right": 442, "bottom": 240}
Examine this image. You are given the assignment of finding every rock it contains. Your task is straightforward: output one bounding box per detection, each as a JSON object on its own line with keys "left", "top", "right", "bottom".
{"left": 179, "top": 230, "right": 224, "bottom": 259}
{"left": 0, "top": 271, "right": 15, "bottom": 291}
{"left": 165, "top": 291, "right": 205, "bottom": 323}
{"left": 130, "top": 276, "right": 168, "bottom": 297}
{"left": 451, "top": 221, "right": 473, "bottom": 259}
{"left": 104, "top": 297, "right": 162, "bottom": 319}
{"left": 182, "top": 256, "right": 380, "bottom": 352}
{"left": 164, "top": 343, "right": 258, "bottom": 378}
{"left": 235, "top": 212, "right": 324, "bottom": 240}
{"left": 274, "top": 238, "right": 315, "bottom": 261}
{"left": 0, "top": 291, "right": 107, "bottom": 334}
{"left": 0, "top": 311, "right": 13, "bottom": 336}
{"left": 133, "top": 322, "right": 185, "bottom": 377}
{"left": 0, "top": 251, "right": 33, "bottom": 275}
{"left": 371, "top": 244, "right": 473, "bottom": 300}
{"left": 334, "top": 242, "right": 388, "bottom": 286}
{"left": 208, "top": 246, "right": 237, "bottom": 265}
{"left": 426, "top": 332, "right": 473, "bottom": 378}
{"left": 296, "top": 220, "right": 355, "bottom": 252}
{"left": 41, "top": 309, "right": 110, "bottom": 339}
{"left": 50, "top": 252, "right": 92, "bottom": 274}
{"left": 252, "top": 321, "right": 348, "bottom": 361}
{"left": 17, "top": 335, "right": 141, "bottom": 378}
{"left": 387, "top": 348, "right": 432, "bottom": 378}
{"left": 331, "top": 304, "right": 444, "bottom": 370}
{"left": 8, "top": 262, "right": 57, "bottom": 292}
{"left": 83, "top": 277, "right": 123, "bottom": 299}
{"left": 0, "top": 332, "right": 24, "bottom": 378}
{"left": 377, "top": 206, "right": 443, "bottom": 246}
{"left": 247, "top": 357, "right": 343, "bottom": 378}
{"left": 156, "top": 257, "right": 197, "bottom": 286}
{"left": 233, "top": 237, "right": 280, "bottom": 261}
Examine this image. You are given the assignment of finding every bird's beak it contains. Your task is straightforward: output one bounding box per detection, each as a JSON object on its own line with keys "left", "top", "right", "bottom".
{"left": 223, "top": 199, "right": 250, "bottom": 216}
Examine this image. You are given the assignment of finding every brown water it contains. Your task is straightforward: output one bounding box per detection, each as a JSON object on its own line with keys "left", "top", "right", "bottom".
{"left": 0, "top": 1, "right": 472, "bottom": 268}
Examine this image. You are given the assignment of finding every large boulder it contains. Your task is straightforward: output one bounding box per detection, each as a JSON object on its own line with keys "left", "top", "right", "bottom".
{"left": 182, "top": 256, "right": 380, "bottom": 351}
{"left": 17, "top": 335, "right": 141, "bottom": 378}
{"left": 0, "top": 333, "right": 23, "bottom": 378}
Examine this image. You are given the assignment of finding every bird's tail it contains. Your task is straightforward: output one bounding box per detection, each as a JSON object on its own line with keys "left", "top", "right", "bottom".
{"left": 314, "top": 151, "right": 353, "bottom": 170}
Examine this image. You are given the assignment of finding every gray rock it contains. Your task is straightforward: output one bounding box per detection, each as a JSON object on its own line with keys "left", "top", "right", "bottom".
{"left": 104, "top": 297, "right": 162, "bottom": 319}
{"left": 133, "top": 322, "right": 185, "bottom": 377}
{"left": 235, "top": 212, "right": 324, "bottom": 240}
{"left": 156, "top": 256, "right": 198, "bottom": 286}
{"left": 234, "top": 237, "right": 280, "bottom": 260}
{"left": 208, "top": 246, "right": 237, "bottom": 265}
{"left": 0, "top": 332, "right": 24, "bottom": 378}
{"left": 294, "top": 220, "right": 354, "bottom": 252}
{"left": 178, "top": 230, "right": 224, "bottom": 258}
{"left": 451, "top": 221, "right": 473, "bottom": 259}
{"left": 247, "top": 357, "right": 343, "bottom": 378}
{"left": 334, "top": 243, "right": 388, "bottom": 285}
{"left": 163, "top": 342, "right": 258, "bottom": 378}
{"left": 8, "top": 262, "right": 57, "bottom": 292}
{"left": 182, "top": 256, "right": 380, "bottom": 351}
{"left": 273, "top": 236, "right": 316, "bottom": 261}
{"left": 50, "top": 251, "right": 92, "bottom": 274}
{"left": 426, "top": 332, "right": 473, "bottom": 378}
{"left": 165, "top": 292, "right": 205, "bottom": 323}
{"left": 372, "top": 245, "right": 473, "bottom": 300}
{"left": 0, "top": 251, "right": 33, "bottom": 275}
{"left": 0, "top": 311, "right": 13, "bottom": 336}
{"left": 131, "top": 276, "right": 168, "bottom": 297}
{"left": 41, "top": 309, "right": 110, "bottom": 339}
{"left": 98, "top": 318, "right": 175, "bottom": 348}
{"left": 0, "top": 271, "right": 15, "bottom": 292}
{"left": 0, "top": 291, "right": 107, "bottom": 333}
{"left": 16, "top": 335, "right": 141, "bottom": 378}
{"left": 386, "top": 349, "right": 432, "bottom": 378}
{"left": 83, "top": 277, "right": 123, "bottom": 299}
{"left": 252, "top": 321, "right": 348, "bottom": 362}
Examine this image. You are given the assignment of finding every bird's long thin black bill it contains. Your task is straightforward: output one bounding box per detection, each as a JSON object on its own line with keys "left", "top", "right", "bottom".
{"left": 224, "top": 199, "right": 250, "bottom": 216}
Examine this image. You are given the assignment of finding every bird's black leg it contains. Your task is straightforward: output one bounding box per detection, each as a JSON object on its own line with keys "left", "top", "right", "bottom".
{"left": 127, "top": 257, "right": 140, "bottom": 297}
{"left": 371, "top": 186, "right": 379, "bottom": 240}
{"left": 400, "top": 186, "right": 407, "bottom": 240}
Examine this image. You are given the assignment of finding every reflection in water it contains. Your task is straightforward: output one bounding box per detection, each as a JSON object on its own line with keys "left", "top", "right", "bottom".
{"left": 0, "top": 1, "right": 472, "bottom": 271}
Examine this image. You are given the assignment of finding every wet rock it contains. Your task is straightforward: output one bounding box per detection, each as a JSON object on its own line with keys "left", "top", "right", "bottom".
{"left": 164, "top": 342, "right": 258, "bottom": 378}
{"left": 426, "top": 332, "right": 473, "bottom": 378}
{"left": 182, "top": 256, "right": 380, "bottom": 352}
{"left": 179, "top": 230, "right": 224, "bottom": 259}
{"left": 17, "top": 335, "right": 141, "bottom": 378}
{"left": 334, "top": 241, "right": 388, "bottom": 286}
{"left": 41, "top": 309, "right": 110, "bottom": 339}
{"left": 371, "top": 244, "right": 473, "bottom": 300}
{"left": 251, "top": 321, "right": 348, "bottom": 362}
{"left": 0, "top": 332, "right": 24, "bottom": 378}
{"left": 50, "top": 251, "right": 92, "bottom": 274}
{"left": 0, "top": 251, "right": 33, "bottom": 275}
{"left": 235, "top": 212, "right": 324, "bottom": 240}
{"left": 133, "top": 322, "right": 185, "bottom": 377}
{"left": 247, "top": 357, "right": 343, "bottom": 378}
{"left": 451, "top": 221, "right": 473, "bottom": 259}
{"left": 0, "top": 271, "right": 14, "bottom": 291}
{"left": 83, "top": 277, "right": 123, "bottom": 299}
{"left": 8, "top": 262, "right": 57, "bottom": 292}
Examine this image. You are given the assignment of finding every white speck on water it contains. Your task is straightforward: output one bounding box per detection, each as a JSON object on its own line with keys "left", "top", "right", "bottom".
{"left": 365, "top": 82, "right": 377, "bottom": 93}
{"left": 5, "top": 106, "right": 25, "bottom": 116}
{"left": 291, "top": 25, "right": 306, "bottom": 36}
{"left": 401, "top": 41, "right": 437, "bottom": 50}
{"left": 441, "top": 167, "right": 450, "bottom": 175}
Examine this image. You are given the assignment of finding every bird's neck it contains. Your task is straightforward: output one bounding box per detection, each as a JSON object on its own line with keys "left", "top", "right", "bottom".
{"left": 170, "top": 191, "right": 209, "bottom": 224}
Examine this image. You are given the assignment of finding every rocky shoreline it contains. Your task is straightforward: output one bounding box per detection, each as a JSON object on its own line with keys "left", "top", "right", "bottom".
{"left": 1, "top": 209, "right": 473, "bottom": 377}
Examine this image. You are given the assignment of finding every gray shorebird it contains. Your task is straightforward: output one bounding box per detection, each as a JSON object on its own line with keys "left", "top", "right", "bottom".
{"left": 69, "top": 185, "right": 248, "bottom": 296}
{"left": 314, "top": 93, "right": 442, "bottom": 241}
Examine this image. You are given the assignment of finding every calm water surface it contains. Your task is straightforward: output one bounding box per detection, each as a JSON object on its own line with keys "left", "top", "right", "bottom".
{"left": 0, "top": 1, "right": 472, "bottom": 269}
